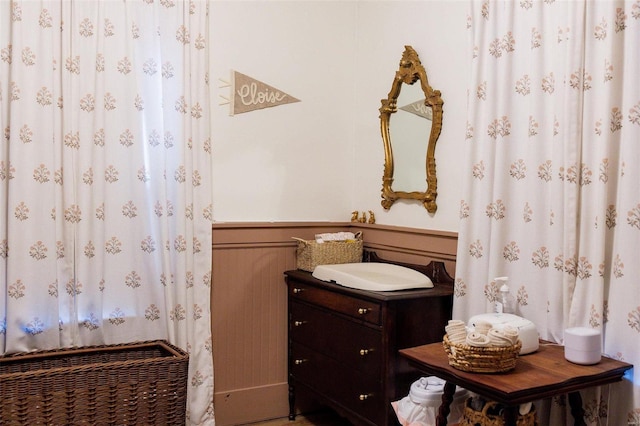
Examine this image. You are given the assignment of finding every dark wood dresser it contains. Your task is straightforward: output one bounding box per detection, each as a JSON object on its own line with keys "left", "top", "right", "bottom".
{"left": 285, "top": 253, "right": 454, "bottom": 426}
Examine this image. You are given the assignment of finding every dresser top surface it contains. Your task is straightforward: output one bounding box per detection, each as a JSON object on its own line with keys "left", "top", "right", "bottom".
{"left": 285, "top": 269, "right": 453, "bottom": 301}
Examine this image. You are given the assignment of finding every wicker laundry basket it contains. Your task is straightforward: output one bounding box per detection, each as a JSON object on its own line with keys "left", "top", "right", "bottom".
{"left": 459, "top": 398, "right": 537, "bottom": 426}
{"left": 0, "top": 340, "right": 188, "bottom": 425}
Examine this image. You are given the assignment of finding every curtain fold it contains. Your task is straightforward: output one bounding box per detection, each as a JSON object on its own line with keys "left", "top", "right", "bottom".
{"left": 1, "top": 1, "right": 214, "bottom": 424}
{"left": 455, "top": 1, "right": 639, "bottom": 424}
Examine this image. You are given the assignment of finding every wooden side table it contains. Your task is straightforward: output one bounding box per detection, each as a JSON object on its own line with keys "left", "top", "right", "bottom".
{"left": 399, "top": 341, "right": 632, "bottom": 426}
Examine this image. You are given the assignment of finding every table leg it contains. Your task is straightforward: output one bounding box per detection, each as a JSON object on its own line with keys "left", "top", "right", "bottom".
{"left": 436, "top": 381, "right": 456, "bottom": 426}
{"left": 568, "top": 391, "right": 587, "bottom": 426}
{"left": 502, "top": 406, "right": 519, "bottom": 426}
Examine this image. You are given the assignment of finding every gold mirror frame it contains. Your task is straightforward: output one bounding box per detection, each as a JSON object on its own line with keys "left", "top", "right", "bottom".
{"left": 379, "top": 45, "right": 443, "bottom": 213}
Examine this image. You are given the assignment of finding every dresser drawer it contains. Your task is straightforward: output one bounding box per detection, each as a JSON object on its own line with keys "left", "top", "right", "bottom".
{"left": 290, "top": 301, "right": 382, "bottom": 374}
{"left": 291, "top": 342, "right": 384, "bottom": 425}
{"left": 288, "top": 282, "right": 381, "bottom": 325}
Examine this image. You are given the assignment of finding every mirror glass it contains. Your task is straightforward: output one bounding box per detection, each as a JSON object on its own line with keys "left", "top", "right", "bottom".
{"left": 391, "top": 86, "right": 432, "bottom": 191}
{"left": 380, "top": 46, "right": 443, "bottom": 213}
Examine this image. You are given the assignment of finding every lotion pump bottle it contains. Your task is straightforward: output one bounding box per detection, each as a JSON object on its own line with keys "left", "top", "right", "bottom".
{"left": 494, "top": 276, "right": 516, "bottom": 314}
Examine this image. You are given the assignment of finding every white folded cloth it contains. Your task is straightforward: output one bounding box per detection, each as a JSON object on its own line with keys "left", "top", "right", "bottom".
{"left": 466, "top": 332, "right": 491, "bottom": 347}
{"left": 315, "top": 232, "right": 357, "bottom": 243}
{"left": 448, "top": 331, "right": 468, "bottom": 345}
{"left": 501, "top": 325, "right": 520, "bottom": 344}
{"left": 473, "top": 321, "right": 492, "bottom": 335}
{"left": 488, "top": 328, "right": 516, "bottom": 347}
{"left": 446, "top": 320, "right": 468, "bottom": 345}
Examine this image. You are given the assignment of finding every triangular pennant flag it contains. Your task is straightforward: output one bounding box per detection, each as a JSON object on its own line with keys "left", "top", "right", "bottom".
{"left": 231, "top": 70, "right": 300, "bottom": 115}
{"left": 399, "top": 99, "right": 433, "bottom": 121}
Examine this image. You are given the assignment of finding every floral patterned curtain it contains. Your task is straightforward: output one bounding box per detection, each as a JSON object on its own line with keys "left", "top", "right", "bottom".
{"left": 455, "top": 1, "right": 639, "bottom": 424}
{"left": 0, "top": 1, "right": 214, "bottom": 424}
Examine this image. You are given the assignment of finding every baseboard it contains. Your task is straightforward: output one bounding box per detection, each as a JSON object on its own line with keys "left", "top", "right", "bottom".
{"left": 214, "top": 382, "right": 290, "bottom": 425}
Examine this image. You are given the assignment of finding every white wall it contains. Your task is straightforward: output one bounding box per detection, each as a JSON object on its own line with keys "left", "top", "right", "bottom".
{"left": 211, "top": 1, "right": 468, "bottom": 232}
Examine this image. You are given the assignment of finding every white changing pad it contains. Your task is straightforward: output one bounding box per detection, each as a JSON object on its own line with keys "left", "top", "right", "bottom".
{"left": 312, "top": 262, "right": 434, "bottom": 291}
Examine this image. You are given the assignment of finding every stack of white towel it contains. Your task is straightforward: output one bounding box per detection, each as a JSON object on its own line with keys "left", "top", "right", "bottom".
{"left": 314, "top": 232, "right": 357, "bottom": 243}
{"left": 446, "top": 319, "right": 519, "bottom": 348}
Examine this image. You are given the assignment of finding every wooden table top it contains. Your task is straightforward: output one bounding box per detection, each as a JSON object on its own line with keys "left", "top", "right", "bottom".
{"left": 399, "top": 341, "right": 633, "bottom": 405}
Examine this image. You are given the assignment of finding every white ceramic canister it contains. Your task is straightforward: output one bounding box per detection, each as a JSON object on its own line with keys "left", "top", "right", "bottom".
{"left": 564, "top": 327, "right": 601, "bottom": 365}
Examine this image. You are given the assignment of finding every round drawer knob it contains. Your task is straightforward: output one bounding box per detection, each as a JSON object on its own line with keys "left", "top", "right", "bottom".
{"left": 294, "top": 359, "right": 307, "bottom": 365}
{"left": 359, "top": 349, "right": 370, "bottom": 356}
{"left": 293, "top": 288, "right": 304, "bottom": 294}
{"left": 359, "top": 393, "right": 372, "bottom": 401}
{"left": 294, "top": 320, "right": 306, "bottom": 327}
{"left": 358, "top": 308, "right": 369, "bottom": 315}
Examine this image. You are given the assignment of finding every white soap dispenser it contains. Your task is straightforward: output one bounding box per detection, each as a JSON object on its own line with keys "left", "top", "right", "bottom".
{"left": 494, "top": 276, "right": 516, "bottom": 314}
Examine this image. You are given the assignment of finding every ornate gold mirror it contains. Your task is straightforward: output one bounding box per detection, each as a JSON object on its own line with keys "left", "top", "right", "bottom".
{"left": 380, "top": 45, "right": 443, "bottom": 213}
